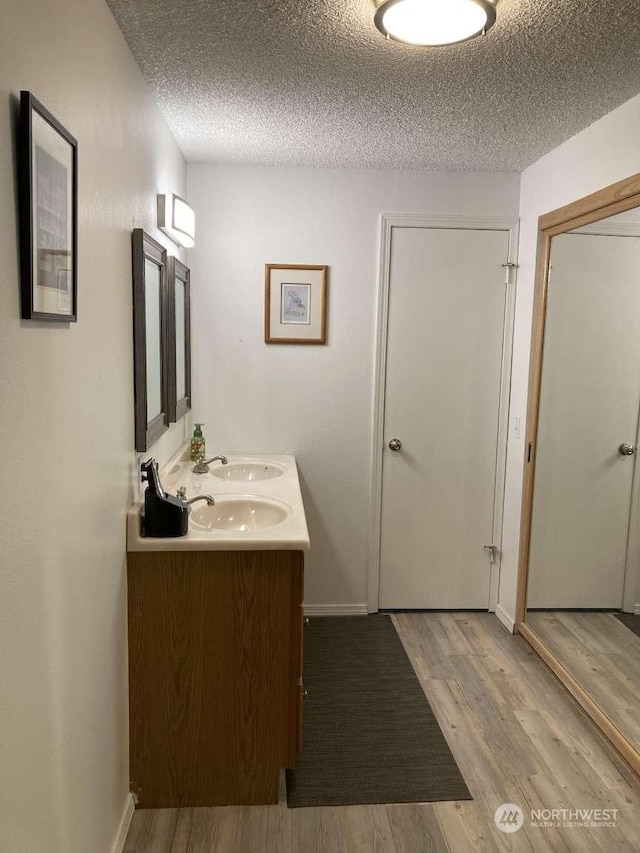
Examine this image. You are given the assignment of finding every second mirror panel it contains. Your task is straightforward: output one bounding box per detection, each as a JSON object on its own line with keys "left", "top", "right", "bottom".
{"left": 526, "top": 209, "right": 640, "bottom": 751}
{"left": 167, "top": 256, "right": 191, "bottom": 423}
{"left": 175, "top": 277, "right": 186, "bottom": 402}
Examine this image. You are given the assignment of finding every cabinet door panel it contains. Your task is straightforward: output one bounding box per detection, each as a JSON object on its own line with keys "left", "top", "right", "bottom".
{"left": 128, "top": 549, "right": 302, "bottom": 807}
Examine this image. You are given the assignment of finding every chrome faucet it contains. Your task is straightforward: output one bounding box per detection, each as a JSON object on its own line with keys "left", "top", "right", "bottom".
{"left": 192, "top": 454, "right": 228, "bottom": 474}
{"left": 176, "top": 486, "right": 215, "bottom": 507}
{"left": 185, "top": 494, "right": 215, "bottom": 507}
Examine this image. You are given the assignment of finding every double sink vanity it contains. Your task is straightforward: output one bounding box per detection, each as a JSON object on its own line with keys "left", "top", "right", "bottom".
{"left": 126, "top": 450, "right": 309, "bottom": 808}
{"left": 128, "top": 454, "right": 310, "bottom": 551}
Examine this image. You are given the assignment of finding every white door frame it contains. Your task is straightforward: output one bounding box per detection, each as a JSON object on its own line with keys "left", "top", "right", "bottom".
{"left": 368, "top": 213, "right": 520, "bottom": 614}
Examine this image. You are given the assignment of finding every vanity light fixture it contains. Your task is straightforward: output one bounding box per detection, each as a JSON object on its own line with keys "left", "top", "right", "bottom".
{"left": 157, "top": 193, "right": 195, "bottom": 248}
{"left": 374, "top": 0, "right": 496, "bottom": 47}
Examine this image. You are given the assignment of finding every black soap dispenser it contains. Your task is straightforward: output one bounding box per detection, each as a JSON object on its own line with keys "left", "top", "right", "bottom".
{"left": 140, "top": 458, "right": 189, "bottom": 538}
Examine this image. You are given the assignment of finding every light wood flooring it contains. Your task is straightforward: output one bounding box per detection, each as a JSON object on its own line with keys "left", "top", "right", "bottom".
{"left": 526, "top": 610, "right": 640, "bottom": 750}
{"left": 124, "top": 612, "right": 640, "bottom": 852}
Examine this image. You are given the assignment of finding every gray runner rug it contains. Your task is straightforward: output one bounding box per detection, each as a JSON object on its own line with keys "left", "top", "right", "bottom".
{"left": 615, "top": 611, "right": 640, "bottom": 638}
{"left": 286, "top": 615, "right": 472, "bottom": 807}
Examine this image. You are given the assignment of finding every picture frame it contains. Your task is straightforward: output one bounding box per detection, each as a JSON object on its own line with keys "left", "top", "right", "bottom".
{"left": 132, "top": 229, "right": 169, "bottom": 452}
{"left": 167, "top": 257, "right": 192, "bottom": 422}
{"left": 18, "top": 91, "right": 78, "bottom": 321}
{"left": 264, "top": 264, "right": 328, "bottom": 344}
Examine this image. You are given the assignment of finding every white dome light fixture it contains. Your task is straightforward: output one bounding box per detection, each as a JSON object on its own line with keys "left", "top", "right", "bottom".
{"left": 374, "top": 0, "right": 497, "bottom": 47}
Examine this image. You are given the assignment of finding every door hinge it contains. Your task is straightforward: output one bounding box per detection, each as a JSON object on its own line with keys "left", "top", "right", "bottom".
{"left": 483, "top": 544, "right": 499, "bottom": 565}
{"left": 501, "top": 261, "right": 518, "bottom": 286}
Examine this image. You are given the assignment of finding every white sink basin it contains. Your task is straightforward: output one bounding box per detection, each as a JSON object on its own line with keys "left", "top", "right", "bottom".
{"left": 212, "top": 460, "right": 286, "bottom": 482}
{"left": 190, "top": 495, "right": 291, "bottom": 531}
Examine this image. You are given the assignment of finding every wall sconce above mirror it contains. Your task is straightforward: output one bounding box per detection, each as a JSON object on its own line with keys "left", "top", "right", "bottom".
{"left": 157, "top": 193, "right": 195, "bottom": 248}
{"left": 517, "top": 172, "right": 640, "bottom": 777}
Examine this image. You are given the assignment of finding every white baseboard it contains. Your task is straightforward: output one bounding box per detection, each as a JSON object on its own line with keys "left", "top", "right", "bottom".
{"left": 495, "top": 604, "right": 516, "bottom": 634}
{"left": 112, "top": 792, "right": 135, "bottom": 853}
{"left": 303, "top": 603, "right": 368, "bottom": 616}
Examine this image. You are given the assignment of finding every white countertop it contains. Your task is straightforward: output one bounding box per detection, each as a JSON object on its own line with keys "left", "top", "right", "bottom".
{"left": 127, "top": 453, "right": 310, "bottom": 552}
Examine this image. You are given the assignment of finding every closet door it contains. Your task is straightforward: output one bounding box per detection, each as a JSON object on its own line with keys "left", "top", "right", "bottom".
{"left": 528, "top": 233, "right": 640, "bottom": 608}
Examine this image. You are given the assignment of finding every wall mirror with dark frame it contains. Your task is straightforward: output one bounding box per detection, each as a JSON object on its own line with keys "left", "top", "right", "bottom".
{"left": 132, "top": 229, "right": 169, "bottom": 452}
{"left": 167, "top": 257, "right": 191, "bottom": 422}
{"left": 517, "top": 173, "right": 640, "bottom": 777}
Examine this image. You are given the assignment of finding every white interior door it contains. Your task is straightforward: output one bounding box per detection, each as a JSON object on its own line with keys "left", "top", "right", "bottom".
{"left": 379, "top": 226, "right": 510, "bottom": 610}
{"left": 528, "top": 233, "right": 640, "bottom": 609}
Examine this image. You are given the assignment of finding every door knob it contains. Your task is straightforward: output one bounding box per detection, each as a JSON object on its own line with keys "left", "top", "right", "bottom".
{"left": 619, "top": 443, "right": 636, "bottom": 456}
{"left": 388, "top": 438, "right": 402, "bottom": 452}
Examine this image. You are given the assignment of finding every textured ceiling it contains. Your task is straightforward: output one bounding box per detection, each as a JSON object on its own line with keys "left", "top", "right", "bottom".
{"left": 105, "top": 0, "right": 640, "bottom": 170}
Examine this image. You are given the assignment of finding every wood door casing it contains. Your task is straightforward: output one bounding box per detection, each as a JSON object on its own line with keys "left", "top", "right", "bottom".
{"left": 515, "top": 171, "right": 640, "bottom": 779}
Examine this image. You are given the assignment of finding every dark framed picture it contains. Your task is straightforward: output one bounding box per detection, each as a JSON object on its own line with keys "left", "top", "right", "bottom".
{"left": 132, "top": 229, "right": 169, "bottom": 452}
{"left": 18, "top": 91, "right": 78, "bottom": 321}
{"left": 167, "top": 257, "right": 192, "bottom": 422}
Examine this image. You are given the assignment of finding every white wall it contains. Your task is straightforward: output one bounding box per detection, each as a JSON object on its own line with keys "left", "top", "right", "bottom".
{"left": 0, "top": 1, "right": 188, "bottom": 851}
{"left": 187, "top": 166, "right": 520, "bottom": 608}
{"left": 498, "top": 92, "right": 640, "bottom": 624}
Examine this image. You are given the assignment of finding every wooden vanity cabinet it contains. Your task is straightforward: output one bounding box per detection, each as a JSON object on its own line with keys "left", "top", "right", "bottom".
{"left": 127, "top": 549, "right": 304, "bottom": 808}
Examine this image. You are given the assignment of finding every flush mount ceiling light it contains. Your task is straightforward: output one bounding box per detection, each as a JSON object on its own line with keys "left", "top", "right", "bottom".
{"left": 374, "top": 0, "right": 496, "bottom": 47}
{"left": 157, "top": 193, "right": 195, "bottom": 248}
